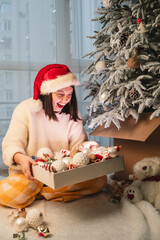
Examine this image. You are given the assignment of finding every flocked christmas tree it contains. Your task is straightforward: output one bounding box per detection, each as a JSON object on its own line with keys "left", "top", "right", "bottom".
{"left": 82, "top": 0, "right": 160, "bottom": 130}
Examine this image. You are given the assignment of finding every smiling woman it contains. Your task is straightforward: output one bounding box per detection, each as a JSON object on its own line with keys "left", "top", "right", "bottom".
{"left": 0, "top": 63, "right": 107, "bottom": 208}
{"left": 52, "top": 87, "right": 73, "bottom": 112}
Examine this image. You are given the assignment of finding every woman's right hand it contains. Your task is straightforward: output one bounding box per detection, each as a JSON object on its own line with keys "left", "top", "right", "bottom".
{"left": 13, "top": 153, "right": 37, "bottom": 181}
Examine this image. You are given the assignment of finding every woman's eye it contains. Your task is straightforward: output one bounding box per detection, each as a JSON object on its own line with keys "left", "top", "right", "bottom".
{"left": 57, "top": 94, "right": 64, "bottom": 97}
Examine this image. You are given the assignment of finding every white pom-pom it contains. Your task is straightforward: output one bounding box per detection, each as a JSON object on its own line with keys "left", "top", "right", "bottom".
{"left": 51, "top": 160, "right": 67, "bottom": 172}
{"left": 95, "top": 60, "right": 106, "bottom": 73}
{"left": 37, "top": 147, "right": 53, "bottom": 160}
{"left": 26, "top": 209, "right": 43, "bottom": 228}
{"left": 72, "top": 152, "right": 90, "bottom": 166}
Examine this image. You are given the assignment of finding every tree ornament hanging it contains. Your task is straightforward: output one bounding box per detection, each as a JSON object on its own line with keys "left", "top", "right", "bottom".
{"left": 120, "top": 32, "right": 128, "bottom": 46}
{"left": 136, "top": 19, "right": 148, "bottom": 33}
{"left": 95, "top": 60, "right": 106, "bottom": 73}
{"left": 99, "top": 91, "right": 108, "bottom": 103}
{"left": 127, "top": 54, "right": 140, "bottom": 69}
{"left": 103, "top": 0, "right": 114, "bottom": 8}
{"left": 129, "top": 88, "right": 139, "bottom": 100}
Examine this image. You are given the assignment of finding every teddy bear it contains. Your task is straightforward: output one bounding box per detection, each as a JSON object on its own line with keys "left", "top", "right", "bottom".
{"left": 123, "top": 157, "right": 160, "bottom": 210}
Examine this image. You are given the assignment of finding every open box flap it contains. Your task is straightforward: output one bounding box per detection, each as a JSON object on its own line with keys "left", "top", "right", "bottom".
{"left": 90, "top": 113, "right": 160, "bottom": 142}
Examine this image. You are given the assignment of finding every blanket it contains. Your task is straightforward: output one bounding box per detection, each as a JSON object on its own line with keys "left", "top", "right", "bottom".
{"left": 0, "top": 191, "right": 160, "bottom": 240}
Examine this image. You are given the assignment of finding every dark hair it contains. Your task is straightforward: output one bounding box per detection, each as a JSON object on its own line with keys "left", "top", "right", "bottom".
{"left": 39, "top": 87, "right": 81, "bottom": 121}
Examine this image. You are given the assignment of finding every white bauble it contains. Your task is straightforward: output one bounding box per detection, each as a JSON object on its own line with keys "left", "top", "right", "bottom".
{"left": 95, "top": 60, "right": 106, "bottom": 74}
{"left": 51, "top": 160, "right": 67, "bottom": 172}
{"left": 99, "top": 91, "right": 108, "bottom": 103}
{"left": 37, "top": 147, "right": 53, "bottom": 160}
{"left": 14, "top": 217, "right": 28, "bottom": 232}
{"left": 26, "top": 209, "right": 43, "bottom": 228}
{"left": 62, "top": 157, "right": 72, "bottom": 165}
{"left": 95, "top": 146, "right": 106, "bottom": 155}
{"left": 72, "top": 152, "right": 90, "bottom": 166}
{"left": 78, "top": 141, "right": 99, "bottom": 151}
{"left": 82, "top": 148, "right": 92, "bottom": 156}
{"left": 108, "top": 147, "right": 118, "bottom": 158}
{"left": 103, "top": 0, "right": 114, "bottom": 8}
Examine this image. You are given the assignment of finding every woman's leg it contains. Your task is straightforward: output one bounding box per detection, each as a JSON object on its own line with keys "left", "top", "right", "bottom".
{"left": 40, "top": 175, "right": 107, "bottom": 202}
{"left": 0, "top": 170, "right": 43, "bottom": 208}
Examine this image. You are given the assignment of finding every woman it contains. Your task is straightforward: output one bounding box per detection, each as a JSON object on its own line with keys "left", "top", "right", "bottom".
{"left": 0, "top": 64, "right": 107, "bottom": 208}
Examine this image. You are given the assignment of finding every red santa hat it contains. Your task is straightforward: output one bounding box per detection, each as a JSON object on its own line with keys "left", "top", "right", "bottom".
{"left": 33, "top": 64, "right": 80, "bottom": 100}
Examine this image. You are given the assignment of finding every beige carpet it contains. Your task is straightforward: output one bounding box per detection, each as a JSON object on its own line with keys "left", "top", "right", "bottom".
{"left": 0, "top": 190, "right": 160, "bottom": 240}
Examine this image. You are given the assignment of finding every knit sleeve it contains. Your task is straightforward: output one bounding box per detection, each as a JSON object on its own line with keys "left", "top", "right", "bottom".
{"left": 68, "top": 118, "right": 88, "bottom": 152}
{"left": 2, "top": 102, "right": 29, "bottom": 170}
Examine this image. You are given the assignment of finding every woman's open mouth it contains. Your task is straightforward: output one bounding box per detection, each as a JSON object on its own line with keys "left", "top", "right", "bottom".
{"left": 57, "top": 103, "right": 65, "bottom": 109}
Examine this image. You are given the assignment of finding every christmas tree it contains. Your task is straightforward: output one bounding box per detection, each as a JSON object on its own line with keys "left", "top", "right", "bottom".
{"left": 82, "top": 0, "right": 160, "bottom": 130}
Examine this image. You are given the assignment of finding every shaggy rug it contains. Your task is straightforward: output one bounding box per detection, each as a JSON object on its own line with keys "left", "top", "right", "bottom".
{"left": 0, "top": 190, "right": 160, "bottom": 240}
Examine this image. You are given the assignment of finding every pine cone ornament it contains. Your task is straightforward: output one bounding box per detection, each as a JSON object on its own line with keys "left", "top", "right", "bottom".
{"left": 120, "top": 32, "right": 128, "bottom": 46}
{"left": 127, "top": 54, "right": 140, "bottom": 69}
{"left": 129, "top": 88, "right": 139, "bottom": 100}
{"left": 72, "top": 152, "right": 90, "bottom": 166}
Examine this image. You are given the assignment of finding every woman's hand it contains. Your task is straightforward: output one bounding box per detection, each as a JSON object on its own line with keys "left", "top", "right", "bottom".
{"left": 13, "top": 153, "right": 37, "bottom": 181}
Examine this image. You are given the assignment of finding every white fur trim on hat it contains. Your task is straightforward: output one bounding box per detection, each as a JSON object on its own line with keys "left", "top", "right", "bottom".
{"left": 40, "top": 72, "right": 80, "bottom": 94}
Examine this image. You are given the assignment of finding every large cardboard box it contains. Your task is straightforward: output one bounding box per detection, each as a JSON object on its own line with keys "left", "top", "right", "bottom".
{"left": 90, "top": 113, "right": 160, "bottom": 179}
{"left": 32, "top": 156, "right": 124, "bottom": 189}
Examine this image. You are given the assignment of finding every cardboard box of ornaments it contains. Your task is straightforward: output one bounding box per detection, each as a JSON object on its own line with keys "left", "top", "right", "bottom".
{"left": 90, "top": 113, "right": 160, "bottom": 180}
{"left": 32, "top": 143, "right": 124, "bottom": 189}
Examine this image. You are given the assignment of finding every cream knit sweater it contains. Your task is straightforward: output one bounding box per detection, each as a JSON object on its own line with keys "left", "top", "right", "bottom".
{"left": 2, "top": 98, "right": 87, "bottom": 170}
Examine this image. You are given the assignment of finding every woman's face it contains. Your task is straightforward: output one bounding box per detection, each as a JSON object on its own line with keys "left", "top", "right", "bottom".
{"left": 52, "top": 86, "right": 73, "bottom": 112}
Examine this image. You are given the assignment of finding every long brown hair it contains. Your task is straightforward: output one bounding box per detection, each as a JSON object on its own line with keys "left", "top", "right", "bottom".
{"left": 39, "top": 87, "right": 81, "bottom": 121}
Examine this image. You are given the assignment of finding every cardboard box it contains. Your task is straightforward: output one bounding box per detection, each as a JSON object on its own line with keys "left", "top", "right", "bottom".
{"left": 32, "top": 156, "right": 124, "bottom": 189}
{"left": 90, "top": 113, "right": 160, "bottom": 180}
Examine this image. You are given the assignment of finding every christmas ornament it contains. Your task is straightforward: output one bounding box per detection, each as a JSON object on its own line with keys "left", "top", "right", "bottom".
{"left": 99, "top": 91, "right": 108, "bottom": 103}
{"left": 88, "top": 153, "right": 96, "bottom": 161}
{"left": 95, "top": 60, "right": 106, "bottom": 74}
{"left": 78, "top": 141, "right": 99, "bottom": 152}
{"left": 107, "top": 146, "right": 118, "bottom": 158}
{"left": 62, "top": 157, "right": 72, "bottom": 165}
{"left": 43, "top": 163, "right": 55, "bottom": 172}
{"left": 26, "top": 209, "right": 43, "bottom": 229}
{"left": 54, "top": 151, "right": 65, "bottom": 160}
{"left": 82, "top": 148, "right": 92, "bottom": 156}
{"left": 129, "top": 88, "right": 139, "bottom": 100}
{"left": 8, "top": 208, "right": 27, "bottom": 225}
{"left": 95, "top": 146, "right": 106, "bottom": 155}
{"left": 67, "top": 164, "right": 76, "bottom": 170}
{"left": 120, "top": 32, "right": 128, "bottom": 46}
{"left": 50, "top": 159, "right": 67, "bottom": 172}
{"left": 61, "top": 149, "right": 70, "bottom": 157}
{"left": 72, "top": 152, "right": 90, "bottom": 166}
{"left": 37, "top": 225, "right": 50, "bottom": 238}
{"left": 13, "top": 232, "right": 25, "bottom": 240}
{"left": 127, "top": 54, "right": 140, "bottom": 69}
{"left": 13, "top": 217, "right": 28, "bottom": 233}
{"left": 103, "top": 0, "right": 114, "bottom": 8}
{"left": 136, "top": 19, "right": 148, "bottom": 33}
{"left": 70, "top": 149, "right": 79, "bottom": 158}
{"left": 37, "top": 148, "right": 53, "bottom": 161}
